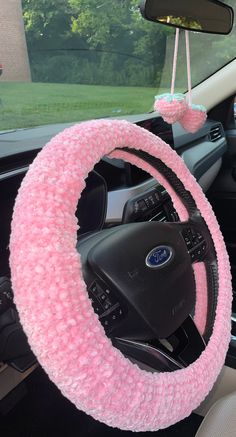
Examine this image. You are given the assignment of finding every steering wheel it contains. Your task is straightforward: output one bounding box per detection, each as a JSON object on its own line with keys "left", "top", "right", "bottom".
{"left": 10, "top": 119, "right": 232, "bottom": 432}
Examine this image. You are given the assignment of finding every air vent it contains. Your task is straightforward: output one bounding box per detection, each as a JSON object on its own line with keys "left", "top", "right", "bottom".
{"left": 209, "top": 125, "right": 223, "bottom": 142}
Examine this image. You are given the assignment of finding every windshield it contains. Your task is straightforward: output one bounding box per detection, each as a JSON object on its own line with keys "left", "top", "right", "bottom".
{"left": 1, "top": 0, "right": 236, "bottom": 131}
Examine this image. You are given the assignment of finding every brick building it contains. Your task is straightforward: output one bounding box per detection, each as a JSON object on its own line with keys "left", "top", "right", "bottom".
{"left": 0, "top": 0, "right": 31, "bottom": 81}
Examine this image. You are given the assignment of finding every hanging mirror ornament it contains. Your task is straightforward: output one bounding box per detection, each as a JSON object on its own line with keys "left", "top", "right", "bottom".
{"left": 154, "top": 29, "right": 207, "bottom": 133}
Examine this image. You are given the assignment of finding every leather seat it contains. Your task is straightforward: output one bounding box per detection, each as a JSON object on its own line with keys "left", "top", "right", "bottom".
{"left": 195, "top": 392, "right": 236, "bottom": 437}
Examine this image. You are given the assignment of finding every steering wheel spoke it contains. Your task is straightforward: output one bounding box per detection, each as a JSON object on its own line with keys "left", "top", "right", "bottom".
{"left": 165, "top": 315, "right": 206, "bottom": 365}
{"left": 112, "top": 315, "right": 205, "bottom": 372}
{"left": 112, "top": 337, "right": 184, "bottom": 372}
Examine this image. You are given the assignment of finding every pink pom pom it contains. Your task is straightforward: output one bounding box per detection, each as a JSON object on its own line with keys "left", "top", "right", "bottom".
{"left": 154, "top": 93, "right": 187, "bottom": 124}
{"left": 179, "top": 104, "right": 207, "bottom": 133}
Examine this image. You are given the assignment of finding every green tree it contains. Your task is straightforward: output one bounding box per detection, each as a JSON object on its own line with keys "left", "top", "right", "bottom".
{"left": 68, "top": 0, "right": 171, "bottom": 85}
{"left": 22, "top": 0, "right": 172, "bottom": 87}
{"left": 22, "top": 0, "right": 73, "bottom": 41}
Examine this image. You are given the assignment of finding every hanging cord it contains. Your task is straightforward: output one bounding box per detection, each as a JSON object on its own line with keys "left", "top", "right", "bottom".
{"left": 170, "top": 28, "right": 180, "bottom": 95}
{"left": 185, "top": 30, "right": 192, "bottom": 105}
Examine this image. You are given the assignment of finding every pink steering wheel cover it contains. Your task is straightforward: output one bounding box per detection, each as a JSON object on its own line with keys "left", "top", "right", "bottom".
{"left": 10, "top": 119, "right": 232, "bottom": 431}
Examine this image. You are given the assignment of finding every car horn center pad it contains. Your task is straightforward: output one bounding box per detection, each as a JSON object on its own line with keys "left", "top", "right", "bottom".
{"left": 10, "top": 119, "right": 232, "bottom": 431}
{"left": 87, "top": 221, "right": 195, "bottom": 339}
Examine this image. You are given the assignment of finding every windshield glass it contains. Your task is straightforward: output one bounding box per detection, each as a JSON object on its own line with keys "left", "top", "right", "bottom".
{"left": 0, "top": 0, "right": 235, "bottom": 130}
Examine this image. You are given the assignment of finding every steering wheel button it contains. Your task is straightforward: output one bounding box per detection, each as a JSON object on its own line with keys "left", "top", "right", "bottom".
{"left": 90, "top": 282, "right": 99, "bottom": 296}
{"left": 89, "top": 295, "right": 104, "bottom": 316}
{"left": 98, "top": 292, "right": 107, "bottom": 303}
{"left": 185, "top": 237, "right": 191, "bottom": 247}
{"left": 197, "top": 232, "right": 204, "bottom": 242}
{"left": 183, "top": 233, "right": 192, "bottom": 248}
{"left": 103, "top": 298, "right": 112, "bottom": 310}
{"left": 94, "top": 305, "right": 101, "bottom": 314}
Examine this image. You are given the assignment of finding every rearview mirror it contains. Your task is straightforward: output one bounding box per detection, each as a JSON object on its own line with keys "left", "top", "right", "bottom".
{"left": 140, "top": 0, "right": 234, "bottom": 34}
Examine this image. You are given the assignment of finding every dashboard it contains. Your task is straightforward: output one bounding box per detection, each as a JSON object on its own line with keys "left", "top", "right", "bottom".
{"left": 0, "top": 112, "right": 227, "bottom": 378}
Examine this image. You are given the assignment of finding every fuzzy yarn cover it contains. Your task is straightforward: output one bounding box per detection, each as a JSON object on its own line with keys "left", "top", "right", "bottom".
{"left": 10, "top": 119, "right": 232, "bottom": 432}
{"left": 180, "top": 104, "right": 207, "bottom": 134}
{"left": 154, "top": 93, "right": 187, "bottom": 124}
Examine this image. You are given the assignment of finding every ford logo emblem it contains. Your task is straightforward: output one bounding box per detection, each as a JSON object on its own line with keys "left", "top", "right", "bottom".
{"left": 145, "top": 246, "right": 173, "bottom": 268}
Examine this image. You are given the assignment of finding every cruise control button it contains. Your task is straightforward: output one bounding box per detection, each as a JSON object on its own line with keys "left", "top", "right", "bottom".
{"left": 102, "top": 298, "right": 112, "bottom": 311}
{"left": 197, "top": 232, "right": 204, "bottom": 242}
{"left": 101, "top": 305, "right": 125, "bottom": 329}
{"left": 90, "top": 282, "right": 101, "bottom": 297}
{"left": 98, "top": 292, "right": 107, "bottom": 303}
{"left": 185, "top": 237, "right": 192, "bottom": 248}
{"left": 182, "top": 231, "right": 192, "bottom": 249}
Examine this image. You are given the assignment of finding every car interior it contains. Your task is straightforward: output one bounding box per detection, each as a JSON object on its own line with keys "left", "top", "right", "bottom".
{"left": 1, "top": 0, "right": 236, "bottom": 436}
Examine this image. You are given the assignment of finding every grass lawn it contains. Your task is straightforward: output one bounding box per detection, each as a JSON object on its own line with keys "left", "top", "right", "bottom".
{"left": 0, "top": 82, "right": 162, "bottom": 131}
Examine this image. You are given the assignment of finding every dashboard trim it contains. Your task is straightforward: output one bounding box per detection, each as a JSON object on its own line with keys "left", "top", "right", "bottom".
{"left": 0, "top": 167, "right": 28, "bottom": 181}
{"left": 181, "top": 138, "right": 227, "bottom": 180}
{"left": 106, "top": 178, "right": 158, "bottom": 223}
